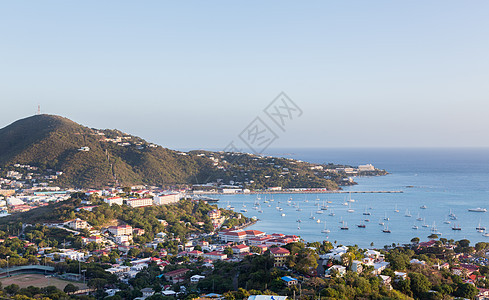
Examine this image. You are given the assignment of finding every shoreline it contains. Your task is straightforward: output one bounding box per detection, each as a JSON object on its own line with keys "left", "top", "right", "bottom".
{"left": 195, "top": 190, "right": 403, "bottom": 196}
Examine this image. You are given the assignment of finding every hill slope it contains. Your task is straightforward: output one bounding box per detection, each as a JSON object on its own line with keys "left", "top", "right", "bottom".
{"left": 0, "top": 115, "right": 214, "bottom": 188}
{"left": 0, "top": 114, "right": 345, "bottom": 189}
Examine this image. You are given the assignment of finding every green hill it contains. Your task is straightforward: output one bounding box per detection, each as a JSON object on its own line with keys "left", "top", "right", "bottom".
{"left": 0, "top": 114, "right": 343, "bottom": 189}
{"left": 0, "top": 114, "right": 215, "bottom": 188}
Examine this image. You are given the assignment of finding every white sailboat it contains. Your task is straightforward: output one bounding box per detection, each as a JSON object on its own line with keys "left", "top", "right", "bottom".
{"left": 322, "top": 222, "right": 330, "bottom": 233}
{"left": 404, "top": 209, "right": 412, "bottom": 217}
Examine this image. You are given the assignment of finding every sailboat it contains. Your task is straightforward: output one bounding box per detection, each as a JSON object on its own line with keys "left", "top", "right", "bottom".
{"left": 420, "top": 205, "right": 427, "bottom": 209}
{"left": 328, "top": 209, "right": 335, "bottom": 216}
{"left": 412, "top": 224, "right": 418, "bottom": 230}
{"left": 383, "top": 225, "right": 391, "bottom": 233}
{"left": 321, "top": 200, "right": 328, "bottom": 210}
{"left": 452, "top": 224, "right": 461, "bottom": 231}
{"left": 404, "top": 209, "right": 412, "bottom": 217}
{"left": 316, "top": 218, "right": 321, "bottom": 223}
{"left": 347, "top": 203, "right": 354, "bottom": 213}
{"left": 416, "top": 213, "right": 423, "bottom": 221}
{"left": 357, "top": 220, "right": 366, "bottom": 228}
{"left": 226, "top": 201, "right": 231, "bottom": 208}
{"left": 363, "top": 206, "right": 371, "bottom": 215}
{"left": 296, "top": 203, "right": 302, "bottom": 211}
{"left": 322, "top": 222, "right": 330, "bottom": 233}
{"left": 422, "top": 219, "right": 430, "bottom": 228}
{"left": 378, "top": 218, "right": 384, "bottom": 226}
{"left": 431, "top": 222, "right": 442, "bottom": 235}
{"left": 340, "top": 222, "right": 349, "bottom": 230}
{"left": 309, "top": 211, "right": 315, "bottom": 220}
{"left": 347, "top": 192, "right": 355, "bottom": 202}
{"left": 476, "top": 218, "right": 486, "bottom": 231}
{"left": 384, "top": 212, "right": 389, "bottom": 221}
{"left": 394, "top": 205, "right": 399, "bottom": 213}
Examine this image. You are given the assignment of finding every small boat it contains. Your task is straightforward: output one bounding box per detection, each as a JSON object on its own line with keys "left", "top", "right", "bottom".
{"left": 420, "top": 205, "right": 427, "bottom": 209}
{"left": 226, "top": 201, "right": 231, "bottom": 208}
{"left": 281, "top": 213, "right": 285, "bottom": 217}
{"left": 347, "top": 192, "right": 355, "bottom": 202}
{"left": 258, "top": 210, "right": 263, "bottom": 213}
{"left": 443, "top": 218, "right": 451, "bottom": 224}
{"left": 412, "top": 224, "right": 418, "bottom": 230}
{"left": 309, "top": 212, "right": 315, "bottom": 220}
{"left": 322, "top": 222, "right": 331, "bottom": 233}
{"left": 469, "top": 208, "right": 487, "bottom": 212}
{"left": 328, "top": 209, "right": 335, "bottom": 216}
{"left": 316, "top": 219, "right": 321, "bottom": 223}
{"left": 363, "top": 206, "right": 371, "bottom": 215}
{"left": 384, "top": 212, "right": 389, "bottom": 221}
{"left": 347, "top": 203, "right": 354, "bottom": 213}
{"left": 383, "top": 225, "right": 391, "bottom": 233}
{"left": 321, "top": 200, "right": 328, "bottom": 210}
{"left": 229, "top": 206, "right": 235, "bottom": 210}
{"left": 340, "top": 222, "right": 349, "bottom": 230}
{"left": 404, "top": 209, "right": 412, "bottom": 217}
{"left": 416, "top": 213, "right": 423, "bottom": 221}
{"left": 364, "top": 219, "right": 370, "bottom": 222}
{"left": 343, "top": 202, "right": 348, "bottom": 206}
{"left": 483, "top": 232, "right": 489, "bottom": 237}
{"left": 316, "top": 210, "right": 324, "bottom": 214}
{"left": 357, "top": 221, "right": 366, "bottom": 228}
{"left": 476, "top": 219, "right": 486, "bottom": 231}
{"left": 296, "top": 203, "right": 302, "bottom": 211}
{"left": 452, "top": 224, "right": 461, "bottom": 231}
{"left": 394, "top": 205, "right": 399, "bottom": 213}
{"left": 240, "top": 209, "right": 247, "bottom": 212}
{"left": 296, "top": 219, "right": 301, "bottom": 223}
{"left": 378, "top": 218, "right": 384, "bottom": 226}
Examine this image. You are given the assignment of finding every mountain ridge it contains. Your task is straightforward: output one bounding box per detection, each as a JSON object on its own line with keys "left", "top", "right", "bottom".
{"left": 0, "top": 114, "right": 342, "bottom": 190}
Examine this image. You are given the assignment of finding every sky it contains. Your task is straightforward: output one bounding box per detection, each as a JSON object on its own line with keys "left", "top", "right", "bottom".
{"left": 1, "top": 1, "right": 489, "bottom": 151}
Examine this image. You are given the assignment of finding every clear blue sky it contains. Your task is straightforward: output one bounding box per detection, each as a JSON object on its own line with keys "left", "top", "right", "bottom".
{"left": 1, "top": 1, "right": 488, "bottom": 150}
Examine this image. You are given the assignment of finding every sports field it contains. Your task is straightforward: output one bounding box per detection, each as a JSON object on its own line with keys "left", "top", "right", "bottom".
{"left": 0, "top": 274, "right": 88, "bottom": 290}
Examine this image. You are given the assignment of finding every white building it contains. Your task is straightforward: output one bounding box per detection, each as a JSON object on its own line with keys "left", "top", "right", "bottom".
{"left": 104, "top": 197, "right": 124, "bottom": 206}
{"left": 153, "top": 193, "right": 181, "bottom": 205}
{"left": 125, "top": 198, "right": 153, "bottom": 208}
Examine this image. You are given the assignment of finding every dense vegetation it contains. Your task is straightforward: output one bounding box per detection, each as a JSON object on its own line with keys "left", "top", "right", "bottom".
{"left": 0, "top": 115, "right": 350, "bottom": 189}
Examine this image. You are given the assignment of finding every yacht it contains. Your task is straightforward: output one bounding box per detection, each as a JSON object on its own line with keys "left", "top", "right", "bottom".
{"left": 378, "top": 218, "right": 384, "bottom": 226}
{"left": 404, "top": 209, "right": 412, "bottom": 217}
{"left": 240, "top": 208, "right": 247, "bottom": 212}
{"left": 340, "top": 222, "right": 349, "bottom": 230}
{"left": 412, "top": 224, "right": 418, "bottom": 230}
{"left": 316, "top": 210, "right": 324, "bottom": 214}
{"left": 357, "top": 221, "right": 366, "bottom": 228}
{"left": 384, "top": 212, "right": 389, "bottom": 221}
{"left": 347, "top": 204, "right": 355, "bottom": 213}
{"left": 316, "top": 219, "right": 321, "bottom": 223}
{"left": 420, "top": 205, "right": 427, "bottom": 209}
{"left": 382, "top": 225, "right": 391, "bottom": 233}
{"left": 452, "top": 224, "right": 461, "bottom": 231}
{"left": 483, "top": 232, "right": 489, "bottom": 237}
{"left": 347, "top": 191, "right": 355, "bottom": 202}
{"left": 328, "top": 209, "right": 335, "bottom": 216}
{"left": 469, "top": 208, "right": 487, "bottom": 212}
{"left": 281, "top": 213, "right": 286, "bottom": 217}
{"left": 416, "top": 213, "right": 423, "bottom": 221}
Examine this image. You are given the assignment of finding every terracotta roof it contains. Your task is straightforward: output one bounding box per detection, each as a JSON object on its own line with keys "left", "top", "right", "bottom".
{"left": 270, "top": 247, "right": 290, "bottom": 255}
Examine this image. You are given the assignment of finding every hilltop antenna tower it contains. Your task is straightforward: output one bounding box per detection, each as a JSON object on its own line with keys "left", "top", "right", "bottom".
{"left": 37, "top": 104, "right": 41, "bottom": 115}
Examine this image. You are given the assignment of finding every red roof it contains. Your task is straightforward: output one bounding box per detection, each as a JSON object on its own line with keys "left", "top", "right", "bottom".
{"left": 270, "top": 247, "right": 290, "bottom": 255}
{"left": 232, "top": 244, "right": 249, "bottom": 249}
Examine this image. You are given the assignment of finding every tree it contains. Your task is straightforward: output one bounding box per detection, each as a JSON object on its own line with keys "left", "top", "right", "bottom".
{"left": 64, "top": 283, "right": 79, "bottom": 294}
{"left": 5, "top": 284, "right": 20, "bottom": 295}
{"left": 88, "top": 278, "right": 108, "bottom": 290}
{"left": 409, "top": 272, "right": 431, "bottom": 297}
{"left": 455, "top": 283, "right": 478, "bottom": 299}
{"left": 428, "top": 234, "right": 438, "bottom": 239}
{"left": 410, "top": 237, "right": 420, "bottom": 244}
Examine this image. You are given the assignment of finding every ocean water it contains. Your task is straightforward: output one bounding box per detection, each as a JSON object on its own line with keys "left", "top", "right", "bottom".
{"left": 215, "top": 148, "right": 489, "bottom": 248}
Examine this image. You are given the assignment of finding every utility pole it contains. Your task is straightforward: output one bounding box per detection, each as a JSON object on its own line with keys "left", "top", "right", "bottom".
{"left": 6, "top": 256, "right": 10, "bottom": 277}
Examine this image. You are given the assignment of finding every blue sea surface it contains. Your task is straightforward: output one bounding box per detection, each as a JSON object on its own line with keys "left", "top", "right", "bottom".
{"left": 216, "top": 148, "right": 489, "bottom": 248}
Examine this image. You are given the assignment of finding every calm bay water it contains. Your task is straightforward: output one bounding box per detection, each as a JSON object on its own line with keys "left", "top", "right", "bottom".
{"left": 215, "top": 148, "right": 489, "bottom": 248}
